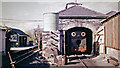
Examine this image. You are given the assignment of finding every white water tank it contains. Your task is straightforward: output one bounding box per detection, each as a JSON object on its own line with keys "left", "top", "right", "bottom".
{"left": 43, "top": 13, "right": 59, "bottom": 31}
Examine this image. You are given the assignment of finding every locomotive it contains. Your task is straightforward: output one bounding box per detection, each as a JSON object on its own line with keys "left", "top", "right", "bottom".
{"left": 65, "top": 27, "right": 92, "bottom": 56}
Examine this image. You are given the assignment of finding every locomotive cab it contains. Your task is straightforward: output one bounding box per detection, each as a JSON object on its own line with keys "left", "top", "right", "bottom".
{"left": 65, "top": 27, "right": 92, "bottom": 55}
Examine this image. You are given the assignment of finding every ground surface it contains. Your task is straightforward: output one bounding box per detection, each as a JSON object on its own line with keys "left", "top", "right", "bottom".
{"left": 2, "top": 54, "right": 119, "bottom": 68}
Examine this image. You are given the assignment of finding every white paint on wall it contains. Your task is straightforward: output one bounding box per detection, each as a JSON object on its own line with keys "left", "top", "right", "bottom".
{"left": 107, "top": 47, "right": 119, "bottom": 60}
{"left": 99, "top": 45, "right": 104, "bottom": 54}
{"left": 95, "top": 26, "right": 104, "bottom": 53}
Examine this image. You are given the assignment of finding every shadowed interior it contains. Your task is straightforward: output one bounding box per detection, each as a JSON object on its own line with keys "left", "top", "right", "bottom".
{"left": 65, "top": 27, "right": 92, "bottom": 55}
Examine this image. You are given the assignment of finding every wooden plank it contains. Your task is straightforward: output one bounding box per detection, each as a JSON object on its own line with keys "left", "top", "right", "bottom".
{"left": 96, "top": 29, "right": 103, "bottom": 34}
{"left": 103, "top": 14, "right": 119, "bottom": 50}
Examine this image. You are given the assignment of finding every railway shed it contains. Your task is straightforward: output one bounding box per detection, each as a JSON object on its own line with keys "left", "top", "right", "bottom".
{"left": 42, "top": 3, "right": 109, "bottom": 65}
{"left": 58, "top": 3, "right": 108, "bottom": 55}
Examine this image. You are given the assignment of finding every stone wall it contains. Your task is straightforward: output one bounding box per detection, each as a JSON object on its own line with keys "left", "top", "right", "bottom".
{"left": 42, "top": 31, "right": 65, "bottom": 65}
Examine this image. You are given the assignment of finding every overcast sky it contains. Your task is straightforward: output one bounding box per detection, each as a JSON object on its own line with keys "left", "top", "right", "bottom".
{"left": 1, "top": 2, "right": 119, "bottom": 19}
{"left": 0, "top": 1, "right": 119, "bottom": 33}
{"left": 1, "top": 0, "right": 120, "bottom": 2}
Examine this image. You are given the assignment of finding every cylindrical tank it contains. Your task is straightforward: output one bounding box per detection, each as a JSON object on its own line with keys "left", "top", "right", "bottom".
{"left": 43, "top": 13, "right": 59, "bottom": 31}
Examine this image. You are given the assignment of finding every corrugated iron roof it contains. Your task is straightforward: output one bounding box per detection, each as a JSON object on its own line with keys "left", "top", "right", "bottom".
{"left": 106, "top": 11, "right": 117, "bottom": 17}
{"left": 58, "top": 6, "right": 108, "bottom": 19}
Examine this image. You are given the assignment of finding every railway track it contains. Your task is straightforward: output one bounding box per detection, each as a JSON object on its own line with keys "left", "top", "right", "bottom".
{"left": 79, "top": 58, "right": 88, "bottom": 68}
{"left": 66, "top": 55, "right": 100, "bottom": 68}
{"left": 6, "top": 45, "right": 40, "bottom": 68}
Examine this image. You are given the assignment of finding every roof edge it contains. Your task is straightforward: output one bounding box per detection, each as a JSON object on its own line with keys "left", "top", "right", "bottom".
{"left": 58, "top": 6, "right": 75, "bottom": 13}
{"left": 58, "top": 5, "right": 107, "bottom": 17}
{"left": 59, "top": 15, "right": 108, "bottom": 19}
{"left": 101, "top": 11, "right": 120, "bottom": 24}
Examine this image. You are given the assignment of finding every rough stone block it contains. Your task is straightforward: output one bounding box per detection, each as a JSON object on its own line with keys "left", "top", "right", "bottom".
{"left": 108, "top": 59, "right": 119, "bottom": 66}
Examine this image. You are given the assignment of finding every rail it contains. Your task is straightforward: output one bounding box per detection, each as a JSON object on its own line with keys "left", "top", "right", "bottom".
{"left": 8, "top": 45, "right": 40, "bottom": 68}
{"left": 79, "top": 58, "right": 88, "bottom": 68}
{"left": 78, "top": 56, "right": 99, "bottom": 68}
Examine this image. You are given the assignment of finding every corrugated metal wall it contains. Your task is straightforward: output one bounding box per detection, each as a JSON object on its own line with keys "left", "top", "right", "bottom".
{"left": 103, "top": 14, "right": 120, "bottom": 50}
